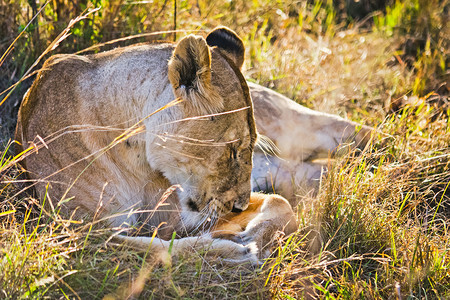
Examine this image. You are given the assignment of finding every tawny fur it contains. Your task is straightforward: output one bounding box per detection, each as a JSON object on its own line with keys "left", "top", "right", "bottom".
{"left": 15, "top": 26, "right": 371, "bottom": 262}
{"left": 116, "top": 192, "right": 297, "bottom": 262}
{"left": 249, "top": 82, "right": 373, "bottom": 202}
{"left": 16, "top": 28, "right": 265, "bottom": 262}
{"left": 213, "top": 192, "right": 298, "bottom": 258}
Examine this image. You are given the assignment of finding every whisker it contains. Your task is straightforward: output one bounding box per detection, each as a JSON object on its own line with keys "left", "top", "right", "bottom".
{"left": 154, "top": 132, "right": 239, "bottom": 147}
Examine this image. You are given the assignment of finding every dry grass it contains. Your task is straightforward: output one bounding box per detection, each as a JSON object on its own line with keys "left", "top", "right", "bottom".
{"left": 1, "top": 0, "right": 449, "bottom": 298}
{"left": 268, "top": 109, "right": 450, "bottom": 298}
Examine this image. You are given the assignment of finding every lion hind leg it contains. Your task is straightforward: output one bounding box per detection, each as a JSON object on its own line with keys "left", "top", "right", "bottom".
{"left": 252, "top": 152, "right": 325, "bottom": 201}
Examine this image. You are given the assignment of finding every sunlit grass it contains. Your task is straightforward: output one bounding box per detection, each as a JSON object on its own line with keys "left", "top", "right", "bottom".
{"left": 265, "top": 100, "right": 449, "bottom": 298}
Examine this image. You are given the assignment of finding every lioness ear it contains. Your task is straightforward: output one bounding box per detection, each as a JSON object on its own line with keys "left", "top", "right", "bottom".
{"left": 206, "top": 27, "right": 245, "bottom": 69}
{"left": 168, "top": 35, "right": 223, "bottom": 114}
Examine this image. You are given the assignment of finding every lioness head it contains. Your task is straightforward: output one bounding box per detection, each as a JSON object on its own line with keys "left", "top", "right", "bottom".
{"left": 150, "top": 28, "right": 257, "bottom": 228}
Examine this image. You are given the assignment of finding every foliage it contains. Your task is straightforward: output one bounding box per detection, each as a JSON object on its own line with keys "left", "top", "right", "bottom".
{"left": 373, "top": 0, "right": 449, "bottom": 95}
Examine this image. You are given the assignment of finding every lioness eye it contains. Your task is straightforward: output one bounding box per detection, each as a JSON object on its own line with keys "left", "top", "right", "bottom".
{"left": 231, "top": 147, "right": 238, "bottom": 160}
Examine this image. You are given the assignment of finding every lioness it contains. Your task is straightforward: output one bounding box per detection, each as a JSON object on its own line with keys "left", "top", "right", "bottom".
{"left": 16, "top": 27, "right": 295, "bottom": 263}
{"left": 16, "top": 26, "right": 372, "bottom": 262}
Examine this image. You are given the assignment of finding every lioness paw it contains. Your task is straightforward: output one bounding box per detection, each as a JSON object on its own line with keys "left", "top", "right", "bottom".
{"left": 206, "top": 238, "right": 259, "bottom": 265}
{"left": 212, "top": 193, "right": 298, "bottom": 259}
{"left": 235, "top": 221, "right": 284, "bottom": 258}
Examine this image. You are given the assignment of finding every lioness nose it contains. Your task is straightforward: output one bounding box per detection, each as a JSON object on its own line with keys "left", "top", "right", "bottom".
{"left": 222, "top": 190, "right": 249, "bottom": 212}
{"left": 231, "top": 205, "right": 243, "bottom": 213}
{"left": 231, "top": 194, "right": 250, "bottom": 212}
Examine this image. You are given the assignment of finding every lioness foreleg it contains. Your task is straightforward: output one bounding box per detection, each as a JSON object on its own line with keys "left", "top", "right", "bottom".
{"left": 212, "top": 192, "right": 297, "bottom": 258}
{"left": 113, "top": 234, "right": 259, "bottom": 264}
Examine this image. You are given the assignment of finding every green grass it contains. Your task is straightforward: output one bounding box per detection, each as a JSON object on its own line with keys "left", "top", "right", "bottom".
{"left": 1, "top": 0, "right": 449, "bottom": 298}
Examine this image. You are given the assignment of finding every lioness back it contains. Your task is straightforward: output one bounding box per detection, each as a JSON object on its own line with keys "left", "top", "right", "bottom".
{"left": 16, "top": 28, "right": 257, "bottom": 238}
